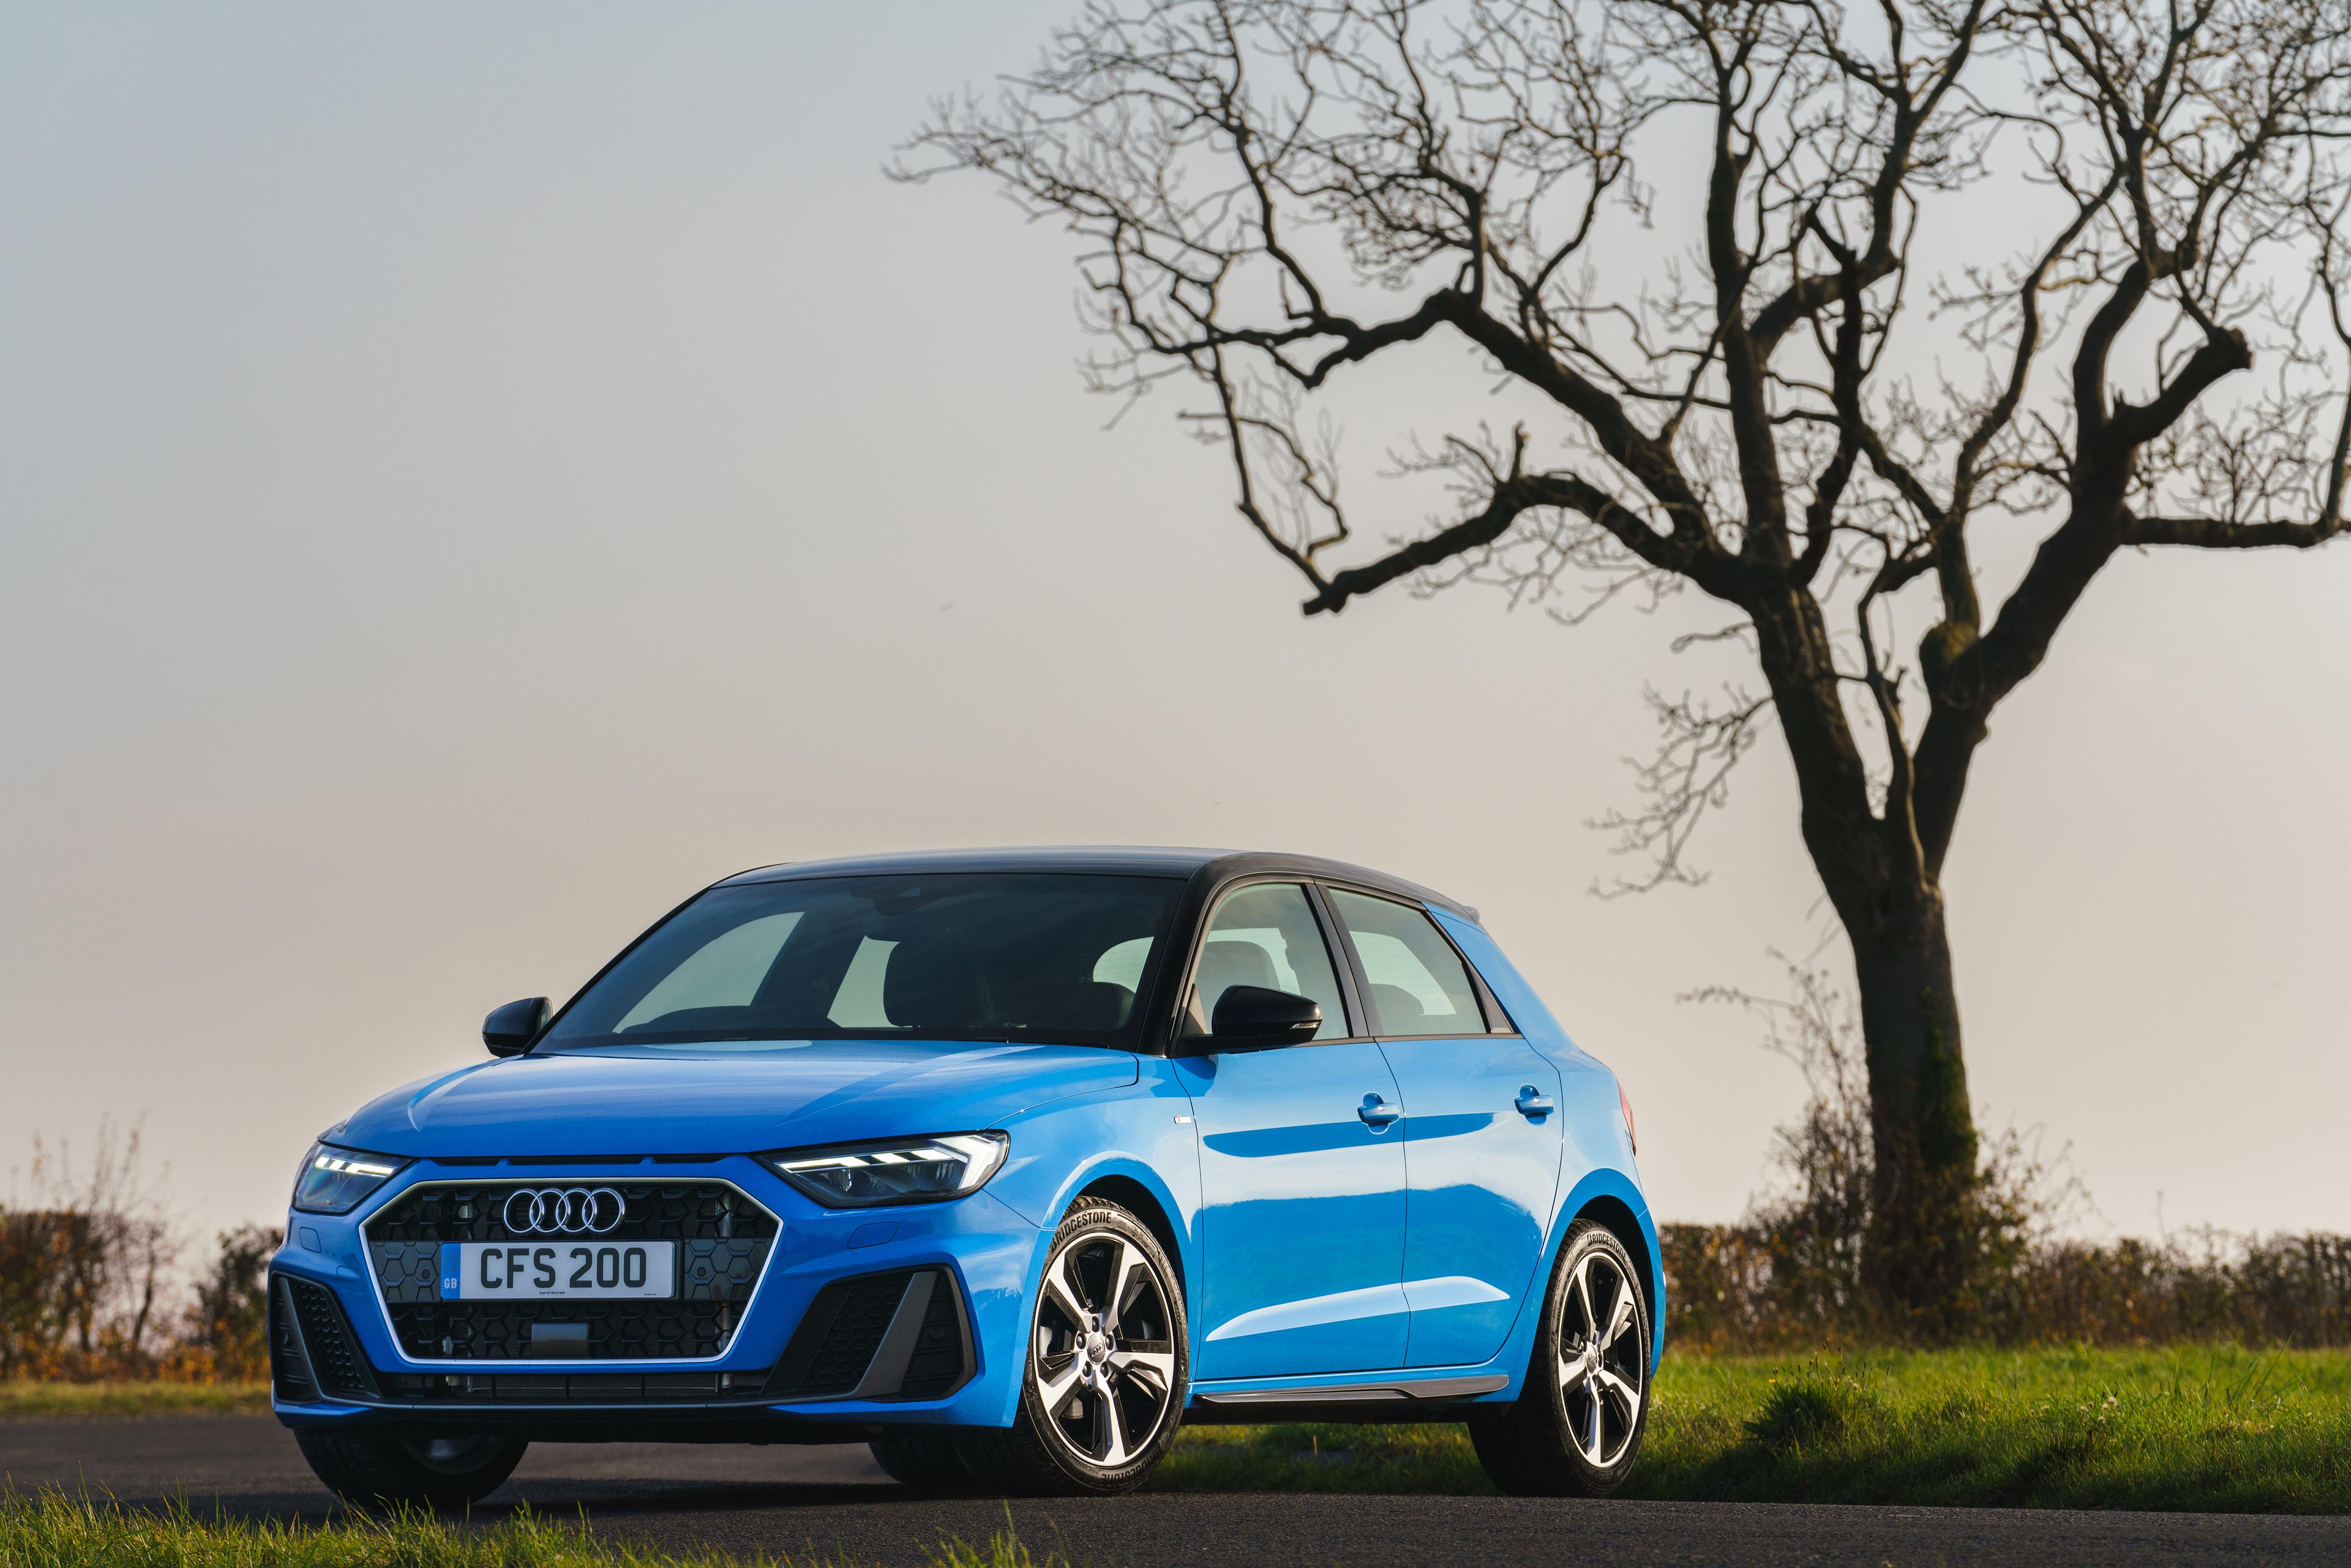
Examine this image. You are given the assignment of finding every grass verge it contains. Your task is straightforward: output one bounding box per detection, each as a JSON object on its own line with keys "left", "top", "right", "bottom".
{"left": 0, "top": 1493, "right": 1068, "bottom": 1567}
{"left": 0, "top": 1382, "right": 272, "bottom": 1420}
{"left": 1153, "top": 1345, "right": 2351, "bottom": 1512}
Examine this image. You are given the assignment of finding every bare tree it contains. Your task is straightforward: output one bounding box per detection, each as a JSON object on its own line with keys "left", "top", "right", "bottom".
{"left": 907, "top": 0, "right": 2351, "bottom": 1319}
{"left": 1, "top": 1118, "right": 179, "bottom": 1373}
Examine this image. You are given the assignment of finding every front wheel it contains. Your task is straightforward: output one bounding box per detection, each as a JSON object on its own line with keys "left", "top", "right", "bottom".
{"left": 868, "top": 1433, "right": 978, "bottom": 1490}
{"left": 295, "top": 1428, "right": 527, "bottom": 1510}
{"left": 1468, "top": 1220, "right": 1651, "bottom": 1497}
{"left": 954, "top": 1197, "right": 1187, "bottom": 1496}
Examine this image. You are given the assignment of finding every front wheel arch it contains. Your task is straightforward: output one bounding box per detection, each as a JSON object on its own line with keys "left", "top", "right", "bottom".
{"left": 1072, "top": 1174, "right": 1186, "bottom": 1304}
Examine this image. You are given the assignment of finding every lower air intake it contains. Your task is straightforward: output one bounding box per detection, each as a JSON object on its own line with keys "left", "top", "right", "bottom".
{"left": 275, "top": 1275, "right": 380, "bottom": 1401}
{"left": 767, "top": 1267, "right": 973, "bottom": 1402}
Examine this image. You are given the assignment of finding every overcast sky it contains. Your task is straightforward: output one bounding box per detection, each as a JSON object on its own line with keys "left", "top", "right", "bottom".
{"left": 4, "top": 2, "right": 2347, "bottom": 1247}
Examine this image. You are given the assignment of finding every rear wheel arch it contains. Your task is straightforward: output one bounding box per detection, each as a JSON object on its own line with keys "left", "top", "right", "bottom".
{"left": 1573, "top": 1194, "right": 1659, "bottom": 1345}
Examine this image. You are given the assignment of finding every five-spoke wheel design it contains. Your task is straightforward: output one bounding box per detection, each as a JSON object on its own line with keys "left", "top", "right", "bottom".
{"left": 953, "top": 1197, "right": 1188, "bottom": 1495}
{"left": 1031, "top": 1227, "right": 1179, "bottom": 1472}
{"left": 1556, "top": 1244, "right": 1646, "bottom": 1469}
{"left": 1466, "top": 1219, "right": 1651, "bottom": 1496}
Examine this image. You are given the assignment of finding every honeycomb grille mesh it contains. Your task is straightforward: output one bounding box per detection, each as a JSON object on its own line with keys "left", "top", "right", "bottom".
{"left": 361, "top": 1180, "right": 776, "bottom": 1363}
{"left": 268, "top": 1283, "right": 313, "bottom": 1401}
{"left": 787, "top": 1273, "right": 909, "bottom": 1396}
{"left": 282, "top": 1276, "right": 376, "bottom": 1398}
{"left": 767, "top": 1267, "right": 974, "bottom": 1401}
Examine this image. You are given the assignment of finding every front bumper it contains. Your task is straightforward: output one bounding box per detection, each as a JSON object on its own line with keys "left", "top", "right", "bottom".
{"left": 269, "top": 1153, "right": 1040, "bottom": 1439}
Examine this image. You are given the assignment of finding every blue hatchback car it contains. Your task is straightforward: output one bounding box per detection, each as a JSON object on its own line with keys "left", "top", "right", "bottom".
{"left": 271, "top": 849, "right": 1660, "bottom": 1501}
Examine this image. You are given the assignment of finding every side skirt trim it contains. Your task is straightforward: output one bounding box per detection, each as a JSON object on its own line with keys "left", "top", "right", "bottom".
{"left": 1193, "top": 1372, "right": 1507, "bottom": 1406}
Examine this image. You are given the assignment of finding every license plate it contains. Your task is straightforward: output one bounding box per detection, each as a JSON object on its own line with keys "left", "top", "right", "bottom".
{"left": 439, "top": 1241, "right": 676, "bottom": 1300}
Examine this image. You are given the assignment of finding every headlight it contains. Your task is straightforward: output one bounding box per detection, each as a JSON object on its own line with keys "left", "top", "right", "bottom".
{"left": 759, "top": 1131, "right": 1008, "bottom": 1209}
{"left": 291, "top": 1142, "right": 409, "bottom": 1214}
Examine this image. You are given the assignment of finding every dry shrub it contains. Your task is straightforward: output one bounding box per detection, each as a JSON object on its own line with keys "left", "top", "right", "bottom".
{"left": 0, "top": 1122, "right": 272, "bottom": 1382}
{"left": 0, "top": 1121, "right": 176, "bottom": 1378}
{"left": 167, "top": 1225, "right": 276, "bottom": 1382}
{"left": 1665, "top": 961, "right": 2351, "bottom": 1352}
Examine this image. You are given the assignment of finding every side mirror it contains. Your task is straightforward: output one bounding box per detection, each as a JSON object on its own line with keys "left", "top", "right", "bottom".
{"left": 483, "top": 997, "right": 550, "bottom": 1057}
{"left": 1209, "top": 986, "right": 1322, "bottom": 1049}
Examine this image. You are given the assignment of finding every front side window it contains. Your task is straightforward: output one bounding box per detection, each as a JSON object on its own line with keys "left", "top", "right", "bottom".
{"left": 542, "top": 873, "right": 1183, "bottom": 1050}
{"left": 1186, "top": 882, "right": 1349, "bottom": 1041}
{"left": 1326, "top": 888, "right": 1484, "bottom": 1038}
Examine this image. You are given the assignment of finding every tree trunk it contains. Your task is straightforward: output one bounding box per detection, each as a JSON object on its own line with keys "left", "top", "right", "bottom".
{"left": 1747, "top": 585, "right": 1985, "bottom": 1327}
{"left": 1847, "top": 889, "right": 1979, "bottom": 1329}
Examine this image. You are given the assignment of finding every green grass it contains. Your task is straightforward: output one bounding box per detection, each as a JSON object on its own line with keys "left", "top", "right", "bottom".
{"left": 1153, "top": 1346, "right": 2351, "bottom": 1511}
{"left": 0, "top": 1382, "right": 272, "bottom": 1420}
{"left": 0, "top": 1493, "right": 1067, "bottom": 1567}
{"left": 10, "top": 1352, "right": 2347, "bottom": 1515}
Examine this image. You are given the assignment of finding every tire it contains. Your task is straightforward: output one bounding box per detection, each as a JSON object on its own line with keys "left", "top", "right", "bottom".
{"left": 1469, "top": 1220, "right": 1652, "bottom": 1497}
{"left": 295, "top": 1428, "right": 527, "bottom": 1511}
{"left": 868, "top": 1433, "right": 979, "bottom": 1490}
{"left": 954, "top": 1197, "right": 1187, "bottom": 1496}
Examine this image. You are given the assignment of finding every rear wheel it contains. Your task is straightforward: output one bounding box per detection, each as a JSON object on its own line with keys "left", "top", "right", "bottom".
{"left": 868, "top": 1433, "right": 978, "bottom": 1490}
{"left": 954, "top": 1198, "right": 1186, "bottom": 1496}
{"left": 295, "top": 1428, "right": 527, "bottom": 1510}
{"left": 1469, "top": 1220, "right": 1651, "bottom": 1497}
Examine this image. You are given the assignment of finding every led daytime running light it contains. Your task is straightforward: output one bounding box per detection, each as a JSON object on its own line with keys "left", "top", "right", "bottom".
{"left": 290, "top": 1141, "right": 410, "bottom": 1215}
{"left": 313, "top": 1153, "right": 400, "bottom": 1179}
{"left": 762, "top": 1132, "right": 1008, "bottom": 1209}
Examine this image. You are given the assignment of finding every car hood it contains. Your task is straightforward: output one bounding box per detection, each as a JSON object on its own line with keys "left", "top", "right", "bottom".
{"left": 333, "top": 1040, "right": 1139, "bottom": 1159}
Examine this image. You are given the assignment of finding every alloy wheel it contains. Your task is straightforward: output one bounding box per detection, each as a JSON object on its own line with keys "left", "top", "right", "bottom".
{"left": 1029, "top": 1228, "right": 1178, "bottom": 1471}
{"left": 1556, "top": 1248, "right": 1646, "bottom": 1468}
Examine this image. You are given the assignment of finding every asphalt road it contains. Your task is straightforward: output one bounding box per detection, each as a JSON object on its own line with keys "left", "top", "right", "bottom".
{"left": 6, "top": 1414, "right": 2349, "bottom": 1567}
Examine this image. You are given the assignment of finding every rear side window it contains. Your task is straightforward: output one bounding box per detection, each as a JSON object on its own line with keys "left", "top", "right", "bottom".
{"left": 1187, "top": 882, "right": 1349, "bottom": 1041}
{"left": 1326, "top": 889, "right": 1483, "bottom": 1038}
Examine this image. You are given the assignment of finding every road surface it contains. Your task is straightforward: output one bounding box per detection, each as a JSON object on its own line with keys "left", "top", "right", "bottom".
{"left": 4, "top": 1414, "right": 2347, "bottom": 1566}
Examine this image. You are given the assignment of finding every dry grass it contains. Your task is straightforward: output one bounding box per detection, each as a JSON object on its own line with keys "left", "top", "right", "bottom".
{"left": 0, "top": 1493, "right": 1070, "bottom": 1567}
{"left": 0, "top": 1381, "right": 271, "bottom": 1420}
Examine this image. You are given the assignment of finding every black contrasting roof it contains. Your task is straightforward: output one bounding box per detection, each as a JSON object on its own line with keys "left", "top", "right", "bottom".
{"left": 715, "top": 846, "right": 1478, "bottom": 922}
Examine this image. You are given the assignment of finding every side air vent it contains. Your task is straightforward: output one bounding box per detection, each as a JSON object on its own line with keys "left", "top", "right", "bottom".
{"left": 767, "top": 1267, "right": 973, "bottom": 1403}
{"left": 268, "top": 1279, "right": 315, "bottom": 1403}
{"left": 279, "top": 1275, "right": 380, "bottom": 1401}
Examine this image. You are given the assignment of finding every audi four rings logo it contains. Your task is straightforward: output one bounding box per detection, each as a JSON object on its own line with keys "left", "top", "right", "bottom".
{"left": 501, "top": 1187, "right": 625, "bottom": 1236}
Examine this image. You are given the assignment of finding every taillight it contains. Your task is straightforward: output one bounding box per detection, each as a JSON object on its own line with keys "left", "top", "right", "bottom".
{"left": 1619, "top": 1082, "right": 1638, "bottom": 1154}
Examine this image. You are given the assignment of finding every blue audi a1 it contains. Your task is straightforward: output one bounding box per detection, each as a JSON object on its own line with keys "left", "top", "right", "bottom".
{"left": 271, "top": 848, "right": 1660, "bottom": 1502}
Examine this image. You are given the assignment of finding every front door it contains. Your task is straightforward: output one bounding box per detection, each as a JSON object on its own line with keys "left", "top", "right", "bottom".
{"left": 1172, "top": 882, "right": 1409, "bottom": 1379}
{"left": 1325, "top": 888, "right": 1564, "bottom": 1369}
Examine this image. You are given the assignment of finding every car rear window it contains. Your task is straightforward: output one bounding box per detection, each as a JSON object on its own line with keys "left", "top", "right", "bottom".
{"left": 541, "top": 873, "right": 1185, "bottom": 1050}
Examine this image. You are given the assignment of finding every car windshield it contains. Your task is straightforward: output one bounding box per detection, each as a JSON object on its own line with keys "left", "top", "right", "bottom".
{"left": 539, "top": 872, "right": 1185, "bottom": 1051}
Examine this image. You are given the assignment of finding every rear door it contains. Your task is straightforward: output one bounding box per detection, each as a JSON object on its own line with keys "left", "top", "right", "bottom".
{"left": 1171, "top": 881, "right": 1410, "bottom": 1379}
{"left": 1324, "top": 887, "right": 1564, "bottom": 1370}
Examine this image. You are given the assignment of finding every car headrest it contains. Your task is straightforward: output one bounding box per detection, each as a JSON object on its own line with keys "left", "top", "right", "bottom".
{"left": 1370, "top": 983, "right": 1428, "bottom": 1034}
{"left": 883, "top": 935, "right": 990, "bottom": 1029}
{"left": 1194, "top": 939, "right": 1280, "bottom": 1014}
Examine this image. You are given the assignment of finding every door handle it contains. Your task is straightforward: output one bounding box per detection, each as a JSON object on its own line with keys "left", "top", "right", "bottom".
{"left": 1358, "top": 1094, "right": 1403, "bottom": 1129}
{"left": 1514, "top": 1085, "right": 1554, "bottom": 1118}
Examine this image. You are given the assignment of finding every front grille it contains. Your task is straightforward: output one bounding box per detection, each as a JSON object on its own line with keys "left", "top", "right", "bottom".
{"left": 768, "top": 1267, "right": 973, "bottom": 1401}
{"left": 362, "top": 1179, "right": 778, "bottom": 1362}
